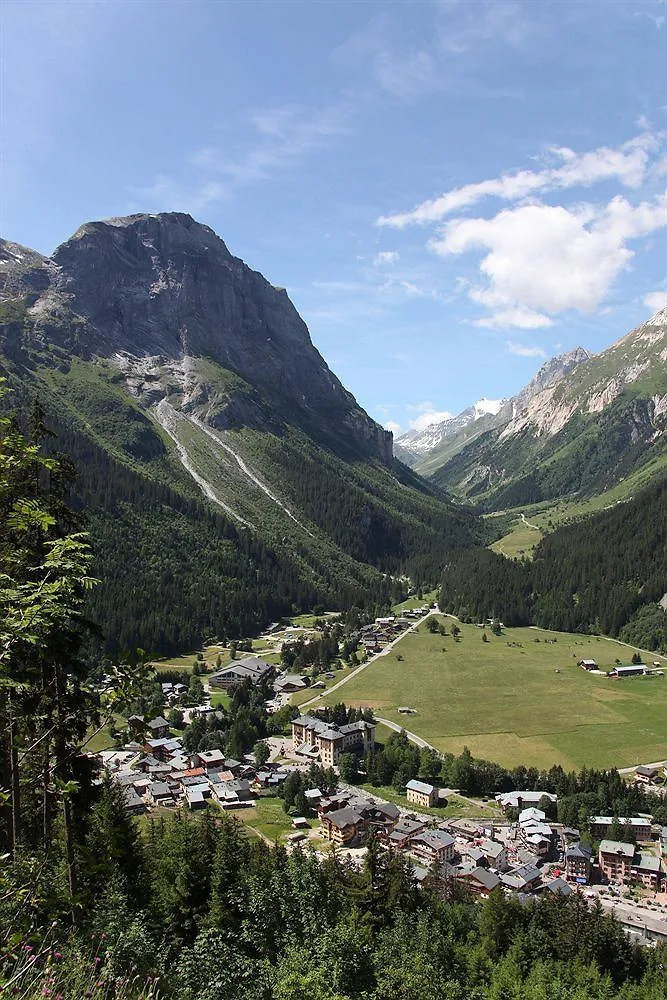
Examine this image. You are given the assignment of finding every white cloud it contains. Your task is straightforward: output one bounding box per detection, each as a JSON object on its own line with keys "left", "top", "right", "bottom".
{"left": 429, "top": 193, "right": 667, "bottom": 327}
{"left": 506, "top": 341, "right": 547, "bottom": 358}
{"left": 410, "top": 411, "right": 454, "bottom": 431}
{"left": 644, "top": 290, "right": 667, "bottom": 312}
{"left": 384, "top": 421, "right": 403, "bottom": 435}
{"left": 374, "top": 250, "right": 399, "bottom": 265}
{"left": 404, "top": 400, "right": 454, "bottom": 431}
{"left": 378, "top": 131, "right": 661, "bottom": 228}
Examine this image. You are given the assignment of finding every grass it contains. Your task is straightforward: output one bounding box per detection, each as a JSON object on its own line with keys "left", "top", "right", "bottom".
{"left": 210, "top": 691, "right": 231, "bottom": 710}
{"left": 487, "top": 461, "right": 667, "bottom": 561}
{"left": 392, "top": 590, "right": 438, "bottom": 613}
{"left": 233, "top": 795, "right": 317, "bottom": 842}
{"left": 357, "top": 782, "right": 499, "bottom": 819}
{"left": 290, "top": 660, "right": 361, "bottom": 707}
{"left": 318, "top": 615, "right": 667, "bottom": 770}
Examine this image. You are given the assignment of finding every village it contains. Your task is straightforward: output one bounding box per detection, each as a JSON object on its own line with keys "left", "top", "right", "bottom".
{"left": 91, "top": 605, "right": 667, "bottom": 947}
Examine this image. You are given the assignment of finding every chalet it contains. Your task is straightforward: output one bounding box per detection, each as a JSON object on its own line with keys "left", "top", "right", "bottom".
{"left": 499, "top": 864, "right": 542, "bottom": 893}
{"left": 459, "top": 844, "right": 486, "bottom": 867}
{"left": 184, "top": 783, "right": 211, "bottom": 810}
{"left": 635, "top": 764, "right": 662, "bottom": 785}
{"left": 545, "top": 877, "right": 573, "bottom": 896}
{"left": 565, "top": 843, "right": 594, "bottom": 883}
{"left": 590, "top": 816, "right": 652, "bottom": 841}
{"left": 121, "top": 787, "right": 146, "bottom": 814}
{"left": 194, "top": 749, "right": 227, "bottom": 771}
{"left": 386, "top": 817, "right": 427, "bottom": 850}
{"left": 147, "top": 716, "right": 170, "bottom": 739}
{"left": 209, "top": 657, "right": 274, "bottom": 690}
{"left": 480, "top": 838, "right": 508, "bottom": 871}
{"left": 405, "top": 779, "right": 438, "bottom": 809}
{"left": 274, "top": 673, "right": 308, "bottom": 694}
{"left": 304, "top": 788, "right": 323, "bottom": 807}
{"left": 291, "top": 715, "right": 375, "bottom": 766}
{"left": 410, "top": 830, "right": 456, "bottom": 864}
{"left": 598, "top": 840, "right": 635, "bottom": 881}
{"left": 320, "top": 806, "right": 365, "bottom": 845}
{"left": 496, "top": 791, "right": 557, "bottom": 811}
{"left": 146, "top": 781, "right": 174, "bottom": 807}
{"left": 578, "top": 659, "right": 598, "bottom": 670}
{"left": 212, "top": 779, "right": 253, "bottom": 807}
{"left": 456, "top": 867, "right": 500, "bottom": 897}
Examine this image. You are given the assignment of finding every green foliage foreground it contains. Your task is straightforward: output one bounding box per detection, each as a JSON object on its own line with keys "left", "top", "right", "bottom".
{"left": 1, "top": 803, "right": 666, "bottom": 1000}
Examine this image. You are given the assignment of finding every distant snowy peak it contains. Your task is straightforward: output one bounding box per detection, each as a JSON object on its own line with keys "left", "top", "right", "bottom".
{"left": 473, "top": 398, "right": 504, "bottom": 418}
{"left": 396, "top": 397, "right": 507, "bottom": 458}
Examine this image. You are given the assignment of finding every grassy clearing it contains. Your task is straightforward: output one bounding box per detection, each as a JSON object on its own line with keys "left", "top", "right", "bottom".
{"left": 290, "top": 660, "right": 362, "bottom": 707}
{"left": 320, "top": 616, "right": 667, "bottom": 770}
{"left": 392, "top": 591, "right": 438, "bottom": 613}
{"left": 210, "top": 691, "right": 231, "bottom": 710}
{"left": 487, "top": 463, "right": 667, "bottom": 561}
{"left": 357, "top": 783, "right": 499, "bottom": 819}
{"left": 234, "top": 796, "right": 316, "bottom": 843}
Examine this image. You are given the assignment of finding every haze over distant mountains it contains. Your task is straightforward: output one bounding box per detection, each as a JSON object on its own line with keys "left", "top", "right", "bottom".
{"left": 397, "top": 314, "right": 666, "bottom": 509}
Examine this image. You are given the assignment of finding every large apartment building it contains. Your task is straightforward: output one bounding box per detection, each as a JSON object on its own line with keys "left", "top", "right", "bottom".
{"left": 291, "top": 714, "right": 375, "bottom": 766}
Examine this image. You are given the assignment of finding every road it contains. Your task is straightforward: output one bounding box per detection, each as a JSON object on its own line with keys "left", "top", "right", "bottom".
{"left": 520, "top": 512, "right": 541, "bottom": 531}
{"left": 298, "top": 609, "right": 436, "bottom": 710}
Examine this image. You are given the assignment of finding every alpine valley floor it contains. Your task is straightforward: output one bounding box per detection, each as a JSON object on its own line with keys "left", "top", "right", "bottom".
{"left": 316, "top": 616, "right": 667, "bottom": 770}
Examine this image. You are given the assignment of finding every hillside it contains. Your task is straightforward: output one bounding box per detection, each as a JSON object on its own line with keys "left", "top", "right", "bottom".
{"left": 411, "top": 315, "right": 666, "bottom": 509}
{"left": 0, "top": 215, "right": 481, "bottom": 652}
{"left": 437, "top": 478, "right": 667, "bottom": 649}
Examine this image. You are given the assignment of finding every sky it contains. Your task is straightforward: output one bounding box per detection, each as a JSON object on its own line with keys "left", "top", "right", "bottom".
{"left": 2, "top": 0, "right": 667, "bottom": 436}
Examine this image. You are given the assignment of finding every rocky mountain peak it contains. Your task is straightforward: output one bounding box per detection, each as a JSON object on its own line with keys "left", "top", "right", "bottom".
{"left": 1, "top": 216, "right": 393, "bottom": 463}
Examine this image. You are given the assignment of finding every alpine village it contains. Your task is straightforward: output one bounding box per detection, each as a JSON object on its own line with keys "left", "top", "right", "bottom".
{"left": 2, "top": 8, "right": 667, "bottom": 998}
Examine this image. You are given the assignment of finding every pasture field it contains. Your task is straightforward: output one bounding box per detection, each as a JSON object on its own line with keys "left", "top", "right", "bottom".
{"left": 318, "top": 616, "right": 667, "bottom": 770}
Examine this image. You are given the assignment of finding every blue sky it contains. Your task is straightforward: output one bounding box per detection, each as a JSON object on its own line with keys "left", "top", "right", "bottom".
{"left": 3, "top": 1, "right": 667, "bottom": 435}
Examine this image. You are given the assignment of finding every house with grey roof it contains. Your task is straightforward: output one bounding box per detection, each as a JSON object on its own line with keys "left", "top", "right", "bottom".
{"left": 456, "top": 866, "right": 500, "bottom": 897}
{"left": 410, "top": 829, "right": 456, "bottom": 864}
{"left": 320, "top": 806, "right": 365, "bottom": 845}
{"left": 209, "top": 657, "right": 275, "bottom": 691}
{"left": 406, "top": 779, "right": 438, "bottom": 808}
{"left": 565, "top": 842, "right": 593, "bottom": 883}
{"left": 291, "top": 714, "right": 375, "bottom": 766}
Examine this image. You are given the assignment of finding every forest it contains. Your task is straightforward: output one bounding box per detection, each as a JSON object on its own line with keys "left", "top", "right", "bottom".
{"left": 438, "top": 479, "right": 667, "bottom": 650}
{"left": 2, "top": 395, "right": 667, "bottom": 1000}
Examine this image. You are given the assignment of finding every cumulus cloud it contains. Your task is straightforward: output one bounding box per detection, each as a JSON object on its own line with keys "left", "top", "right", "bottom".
{"left": 429, "top": 193, "right": 667, "bottom": 327}
{"left": 374, "top": 250, "right": 399, "bottom": 265}
{"left": 644, "top": 290, "right": 667, "bottom": 312}
{"left": 506, "top": 341, "right": 547, "bottom": 357}
{"left": 405, "top": 401, "right": 454, "bottom": 431}
{"left": 384, "top": 420, "right": 403, "bottom": 435}
{"left": 378, "top": 131, "right": 660, "bottom": 228}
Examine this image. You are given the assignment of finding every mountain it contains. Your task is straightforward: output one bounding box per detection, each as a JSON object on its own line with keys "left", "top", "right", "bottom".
{"left": 0, "top": 213, "right": 481, "bottom": 652}
{"left": 395, "top": 398, "right": 505, "bottom": 467}
{"left": 418, "top": 317, "right": 666, "bottom": 508}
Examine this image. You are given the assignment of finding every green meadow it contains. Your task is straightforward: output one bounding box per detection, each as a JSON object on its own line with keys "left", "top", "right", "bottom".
{"left": 317, "top": 617, "right": 667, "bottom": 770}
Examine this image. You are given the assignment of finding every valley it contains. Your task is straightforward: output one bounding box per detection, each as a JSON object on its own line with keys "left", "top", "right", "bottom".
{"left": 310, "top": 615, "right": 667, "bottom": 770}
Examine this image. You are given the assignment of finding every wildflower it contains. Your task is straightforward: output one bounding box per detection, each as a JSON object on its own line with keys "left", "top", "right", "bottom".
{"left": 22, "top": 944, "right": 33, "bottom": 952}
{"left": 54, "top": 953, "right": 62, "bottom": 960}
{"left": 94, "top": 957, "right": 101, "bottom": 964}
{"left": 42, "top": 989, "right": 51, "bottom": 997}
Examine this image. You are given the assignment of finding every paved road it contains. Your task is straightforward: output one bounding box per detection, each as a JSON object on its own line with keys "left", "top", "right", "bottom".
{"left": 298, "top": 609, "right": 436, "bottom": 710}
{"left": 374, "top": 716, "right": 436, "bottom": 750}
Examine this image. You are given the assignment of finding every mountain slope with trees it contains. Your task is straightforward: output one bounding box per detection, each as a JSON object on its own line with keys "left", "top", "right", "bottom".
{"left": 0, "top": 217, "right": 482, "bottom": 653}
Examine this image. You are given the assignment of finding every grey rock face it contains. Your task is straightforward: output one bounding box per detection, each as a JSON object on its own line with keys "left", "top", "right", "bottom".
{"left": 1, "top": 213, "right": 392, "bottom": 462}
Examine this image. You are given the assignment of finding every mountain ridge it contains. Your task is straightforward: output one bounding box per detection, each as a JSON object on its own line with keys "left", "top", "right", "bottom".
{"left": 0, "top": 213, "right": 481, "bottom": 652}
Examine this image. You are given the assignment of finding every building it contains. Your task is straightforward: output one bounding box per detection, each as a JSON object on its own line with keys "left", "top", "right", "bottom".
{"left": 410, "top": 829, "right": 456, "bottom": 864}
{"left": 320, "top": 806, "right": 365, "bottom": 845}
{"left": 496, "top": 791, "right": 557, "bottom": 811}
{"left": 565, "top": 843, "right": 594, "bottom": 883}
{"left": 635, "top": 764, "right": 663, "bottom": 785}
{"left": 614, "top": 664, "right": 645, "bottom": 678}
{"left": 147, "top": 716, "right": 170, "bottom": 739}
{"left": 386, "top": 817, "right": 427, "bottom": 850}
{"left": 589, "top": 816, "right": 652, "bottom": 841}
{"left": 578, "top": 659, "right": 598, "bottom": 670}
{"left": 598, "top": 840, "right": 635, "bottom": 881}
{"left": 274, "top": 673, "right": 308, "bottom": 694}
{"left": 456, "top": 867, "right": 500, "bottom": 897}
{"left": 209, "top": 657, "right": 275, "bottom": 690}
{"left": 630, "top": 854, "right": 663, "bottom": 890}
{"left": 480, "top": 838, "right": 508, "bottom": 871}
{"left": 405, "top": 779, "right": 438, "bottom": 808}
{"left": 291, "top": 715, "right": 375, "bottom": 766}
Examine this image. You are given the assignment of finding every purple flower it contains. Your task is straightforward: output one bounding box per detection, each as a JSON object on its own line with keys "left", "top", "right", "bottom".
{"left": 54, "top": 953, "right": 62, "bottom": 960}
{"left": 22, "top": 944, "right": 33, "bottom": 952}
{"left": 94, "top": 957, "right": 101, "bottom": 965}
